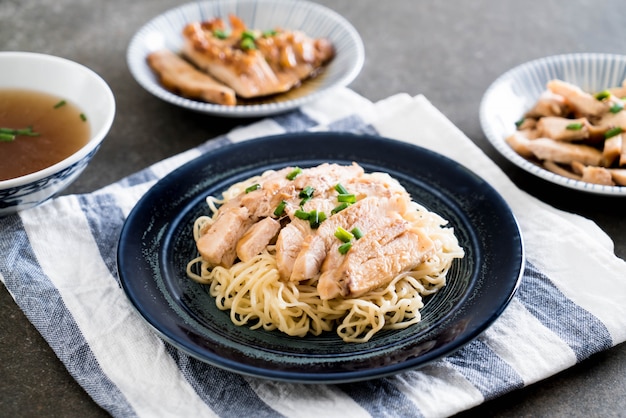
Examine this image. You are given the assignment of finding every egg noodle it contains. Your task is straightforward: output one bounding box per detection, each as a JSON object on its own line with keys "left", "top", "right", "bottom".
{"left": 186, "top": 172, "right": 464, "bottom": 343}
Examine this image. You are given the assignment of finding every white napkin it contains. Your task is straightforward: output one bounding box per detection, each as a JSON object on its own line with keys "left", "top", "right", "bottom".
{"left": 2, "top": 88, "right": 626, "bottom": 418}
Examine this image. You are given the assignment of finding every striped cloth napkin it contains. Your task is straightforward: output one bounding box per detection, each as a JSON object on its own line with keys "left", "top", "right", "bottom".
{"left": 2, "top": 88, "right": 626, "bottom": 418}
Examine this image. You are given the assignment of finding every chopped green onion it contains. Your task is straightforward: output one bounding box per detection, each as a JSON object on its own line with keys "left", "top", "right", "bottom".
{"left": 338, "top": 242, "right": 352, "bottom": 255}
{"left": 337, "top": 193, "right": 356, "bottom": 203}
{"left": 213, "top": 29, "right": 229, "bottom": 39}
{"left": 566, "top": 123, "right": 584, "bottom": 130}
{"left": 240, "top": 37, "right": 256, "bottom": 50}
{"left": 308, "top": 210, "right": 326, "bottom": 229}
{"left": 299, "top": 186, "right": 315, "bottom": 198}
{"left": 286, "top": 167, "right": 302, "bottom": 180}
{"left": 334, "top": 226, "right": 354, "bottom": 243}
{"left": 273, "top": 200, "right": 287, "bottom": 217}
{"left": 610, "top": 102, "right": 624, "bottom": 114}
{"left": 299, "top": 186, "right": 315, "bottom": 206}
{"left": 245, "top": 183, "right": 261, "bottom": 193}
{"left": 605, "top": 127, "right": 623, "bottom": 139}
{"left": 0, "top": 126, "right": 40, "bottom": 141}
{"left": 294, "top": 209, "right": 310, "bottom": 220}
{"left": 334, "top": 183, "right": 349, "bottom": 194}
{"left": 53, "top": 100, "right": 66, "bottom": 109}
{"left": 595, "top": 90, "right": 611, "bottom": 101}
{"left": 351, "top": 227, "right": 364, "bottom": 239}
{"left": 514, "top": 117, "right": 525, "bottom": 128}
{"left": 331, "top": 202, "right": 349, "bottom": 214}
{"left": 241, "top": 30, "right": 257, "bottom": 40}
{"left": 262, "top": 29, "right": 278, "bottom": 37}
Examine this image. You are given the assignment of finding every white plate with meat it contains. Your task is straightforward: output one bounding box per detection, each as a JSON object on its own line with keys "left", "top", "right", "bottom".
{"left": 480, "top": 53, "right": 626, "bottom": 195}
{"left": 126, "top": 0, "right": 364, "bottom": 117}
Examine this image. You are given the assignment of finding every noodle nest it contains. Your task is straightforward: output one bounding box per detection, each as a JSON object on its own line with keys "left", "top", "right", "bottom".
{"left": 186, "top": 174, "right": 464, "bottom": 343}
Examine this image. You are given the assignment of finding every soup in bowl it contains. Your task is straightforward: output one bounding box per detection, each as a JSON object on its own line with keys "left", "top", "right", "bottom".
{"left": 0, "top": 51, "right": 115, "bottom": 216}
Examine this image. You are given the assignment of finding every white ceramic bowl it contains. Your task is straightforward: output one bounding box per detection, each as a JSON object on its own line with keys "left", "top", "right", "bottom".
{"left": 127, "top": 0, "right": 364, "bottom": 117}
{"left": 480, "top": 53, "right": 626, "bottom": 195}
{"left": 0, "top": 52, "right": 116, "bottom": 216}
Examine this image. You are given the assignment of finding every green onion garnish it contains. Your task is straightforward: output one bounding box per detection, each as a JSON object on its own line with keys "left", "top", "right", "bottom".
{"left": 213, "top": 29, "right": 229, "bottom": 39}
{"left": 0, "top": 132, "right": 15, "bottom": 141}
{"left": 298, "top": 186, "right": 315, "bottom": 206}
{"left": 262, "top": 29, "right": 278, "bottom": 37}
{"left": 308, "top": 210, "right": 326, "bottom": 229}
{"left": 273, "top": 200, "right": 287, "bottom": 217}
{"left": 294, "top": 209, "right": 310, "bottom": 220}
{"left": 351, "top": 227, "right": 363, "bottom": 239}
{"left": 0, "top": 126, "right": 40, "bottom": 142}
{"left": 610, "top": 102, "right": 624, "bottom": 114}
{"left": 299, "top": 186, "right": 315, "bottom": 198}
{"left": 566, "top": 123, "right": 584, "bottom": 130}
{"left": 595, "top": 90, "right": 611, "bottom": 101}
{"left": 286, "top": 167, "right": 302, "bottom": 180}
{"left": 242, "top": 30, "right": 257, "bottom": 40}
{"left": 240, "top": 31, "right": 258, "bottom": 50}
{"left": 605, "top": 127, "right": 623, "bottom": 139}
{"left": 331, "top": 202, "right": 349, "bottom": 214}
{"left": 337, "top": 193, "right": 356, "bottom": 204}
{"left": 80, "top": 113, "right": 87, "bottom": 121}
{"left": 240, "top": 37, "right": 256, "bottom": 50}
{"left": 338, "top": 242, "right": 352, "bottom": 255}
{"left": 514, "top": 117, "right": 525, "bottom": 128}
{"left": 245, "top": 184, "right": 261, "bottom": 193}
{"left": 53, "top": 100, "right": 66, "bottom": 109}
{"left": 334, "top": 183, "right": 349, "bottom": 194}
{"left": 334, "top": 226, "right": 354, "bottom": 243}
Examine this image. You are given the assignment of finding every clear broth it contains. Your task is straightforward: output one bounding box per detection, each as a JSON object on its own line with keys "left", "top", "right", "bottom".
{"left": 0, "top": 89, "right": 90, "bottom": 181}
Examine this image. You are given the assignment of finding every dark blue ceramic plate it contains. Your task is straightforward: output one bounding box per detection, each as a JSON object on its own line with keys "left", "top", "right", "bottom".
{"left": 117, "top": 132, "right": 524, "bottom": 383}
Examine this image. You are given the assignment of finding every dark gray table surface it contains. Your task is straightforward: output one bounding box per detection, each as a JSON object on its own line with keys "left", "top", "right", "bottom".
{"left": 2, "top": 0, "right": 626, "bottom": 416}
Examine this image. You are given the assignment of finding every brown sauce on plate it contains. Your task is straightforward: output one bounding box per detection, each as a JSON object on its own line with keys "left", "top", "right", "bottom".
{"left": 0, "top": 89, "right": 90, "bottom": 181}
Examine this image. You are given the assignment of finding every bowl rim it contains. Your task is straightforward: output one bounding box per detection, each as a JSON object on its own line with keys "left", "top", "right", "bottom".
{"left": 0, "top": 51, "right": 116, "bottom": 189}
{"left": 479, "top": 52, "right": 626, "bottom": 195}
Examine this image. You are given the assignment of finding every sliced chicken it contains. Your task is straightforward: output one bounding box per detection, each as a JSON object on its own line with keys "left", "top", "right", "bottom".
{"left": 525, "top": 90, "right": 569, "bottom": 118}
{"left": 581, "top": 165, "right": 615, "bottom": 185}
{"left": 595, "top": 109, "right": 626, "bottom": 131}
{"left": 603, "top": 135, "right": 622, "bottom": 166}
{"left": 542, "top": 160, "right": 582, "bottom": 180}
{"left": 195, "top": 162, "right": 447, "bottom": 300}
{"left": 526, "top": 137, "right": 603, "bottom": 166}
{"left": 609, "top": 168, "right": 626, "bottom": 186}
{"left": 291, "top": 163, "right": 363, "bottom": 196}
{"left": 197, "top": 206, "right": 254, "bottom": 267}
{"left": 147, "top": 49, "right": 237, "bottom": 105}
{"left": 508, "top": 78, "right": 626, "bottom": 185}
{"left": 289, "top": 196, "right": 408, "bottom": 282}
{"left": 181, "top": 15, "right": 334, "bottom": 99}
{"left": 275, "top": 219, "right": 311, "bottom": 280}
{"left": 505, "top": 131, "right": 535, "bottom": 158}
{"left": 318, "top": 219, "right": 435, "bottom": 300}
{"left": 537, "top": 116, "right": 589, "bottom": 141}
{"left": 547, "top": 79, "right": 609, "bottom": 117}
{"left": 236, "top": 217, "right": 281, "bottom": 262}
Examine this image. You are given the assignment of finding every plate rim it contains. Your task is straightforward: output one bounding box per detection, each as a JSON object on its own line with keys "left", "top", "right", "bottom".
{"left": 117, "top": 132, "right": 525, "bottom": 383}
{"left": 479, "top": 52, "right": 626, "bottom": 196}
{"left": 125, "top": 0, "right": 365, "bottom": 118}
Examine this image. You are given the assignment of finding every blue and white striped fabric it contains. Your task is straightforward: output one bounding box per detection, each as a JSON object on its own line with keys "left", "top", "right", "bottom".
{"left": 2, "top": 88, "right": 626, "bottom": 418}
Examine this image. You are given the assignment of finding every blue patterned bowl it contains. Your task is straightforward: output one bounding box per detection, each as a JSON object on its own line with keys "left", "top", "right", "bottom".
{"left": 0, "top": 52, "right": 115, "bottom": 216}
{"left": 480, "top": 53, "right": 626, "bottom": 195}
